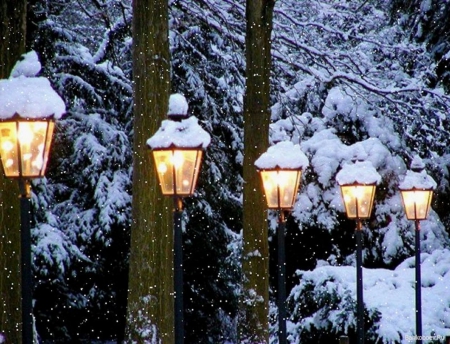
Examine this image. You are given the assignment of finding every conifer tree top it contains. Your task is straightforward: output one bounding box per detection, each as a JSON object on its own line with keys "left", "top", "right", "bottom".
{"left": 0, "top": 51, "right": 66, "bottom": 120}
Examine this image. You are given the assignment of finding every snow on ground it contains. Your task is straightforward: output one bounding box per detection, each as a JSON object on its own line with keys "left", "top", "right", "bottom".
{"left": 290, "top": 249, "right": 450, "bottom": 343}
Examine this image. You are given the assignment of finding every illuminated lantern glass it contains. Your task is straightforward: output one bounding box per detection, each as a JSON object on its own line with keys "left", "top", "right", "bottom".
{"left": 400, "top": 189, "right": 433, "bottom": 220}
{"left": 152, "top": 148, "right": 203, "bottom": 196}
{"left": 260, "top": 169, "right": 302, "bottom": 209}
{"left": 340, "top": 183, "right": 376, "bottom": 219}
{"left": 0, "top": 118, "right": 55, "bottom": 178}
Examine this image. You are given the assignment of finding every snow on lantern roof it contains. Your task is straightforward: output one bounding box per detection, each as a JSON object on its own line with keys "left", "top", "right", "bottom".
{"left": 336, "top": 160, "right": 381, "bottom": 185}
{"left": 399, "top": 156, "right": 437, "bottom": 190}
{"left": 168, "top": 93, "right": 189, "bottom": 119}
{"left": 147, "top": 116, "right": 211, "bottom": 149}
{"left": 10, "top": 51, "right": 42, "bottom": 78}
{"left": 0, "top": 51, "right": 65, "bottom": 120}
{"left": 254, "top": 141, "right": 309, "bottom": 170}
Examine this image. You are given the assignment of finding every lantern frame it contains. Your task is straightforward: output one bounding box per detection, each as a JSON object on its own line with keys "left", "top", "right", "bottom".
{"left": 339, "top": 182, "right": 377, "bottom": 220}
{"left": 399, "top": 187, "right": 433, "bottom": 221}
{"left": 259, "top": 167, "right": 302, "bottom": 210}
{"left": 151, "top": 146, "right": 203, "bottom": 197}
{"left": 0, "top": 114, "right": 55, "bottom": 180}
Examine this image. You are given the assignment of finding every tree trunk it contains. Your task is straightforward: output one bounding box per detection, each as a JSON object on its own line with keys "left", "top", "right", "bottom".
{"left": 240, "top": 0, "right": 275, "bottom": 343}
{"left": 0, "top": 1, "right": 27, "bottom": 343}
{"left": 125, "top": 0, "right": 173, "bottom": 342}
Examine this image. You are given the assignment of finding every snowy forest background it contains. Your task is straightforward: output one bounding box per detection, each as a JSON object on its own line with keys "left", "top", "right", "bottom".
{"left": 5, "top": 0, "right": 450, "bottom": 342}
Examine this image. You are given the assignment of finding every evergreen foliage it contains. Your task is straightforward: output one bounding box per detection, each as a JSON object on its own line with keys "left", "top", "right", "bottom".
{"left": 16, "top": 0, "right": 450, "bottom": 342}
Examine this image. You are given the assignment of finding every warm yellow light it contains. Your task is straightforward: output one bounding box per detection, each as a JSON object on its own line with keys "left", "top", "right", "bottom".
{"left": 260, "top": 169, "right": 302, "bottom": 209}
{"left": 400, "top": 189, "right": 433, "bottom": 220}
{"left": 157, "top": 162, "right": 168, "bottom": 174}
{"left": 340, "top": 184, "right": 376, "bottom": 219}
{"left": 0, "top": 119, "right": 55, "bottom": 178}
{"left": 172, "top": 151, "right": 184, "bottom": 168}
{"left": 18, "top": 124, "right": 34, "bottom": 145}
{"left": 2, "top": 140, "right": 14, "bottom": 151}
{"left": 152, "top": 148, "right": 203, "bottom": 196}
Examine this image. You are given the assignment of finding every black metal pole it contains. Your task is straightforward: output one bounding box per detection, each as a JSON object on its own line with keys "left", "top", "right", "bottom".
{"left": 19, "top": 179, "right": 33, "bottom": 344}
{"left": 356, "top": 220, "right": 364, "bottom": 344}
{"left": 173, "top": 197, "right": 184, "bottom": 344}
{"left": 415, "top": 220, "right": 422, "bottom": 344}
{"left": 277, "top": 211, "right": 287, "bottom": 344}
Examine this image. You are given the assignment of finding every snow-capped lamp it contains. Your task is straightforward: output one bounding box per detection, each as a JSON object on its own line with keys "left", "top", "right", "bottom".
{"left": 336, "top": 159, "right": 381, "bottom": 223}
{"left": 147, "top": 93, "right": 211, "bottom": 198}
{"left": 336, "top": 158, "right": 380, "bottom": 344}
{"left": 0, "top": 51, "right": 65, "bottom": 344}
{"left": 0, "top": 51, "right": 65, "bottom": 194}
{"left": 399, "top": 155, "right": 436, "bottom": 221}
{"left": 254, "top": 141, "right": 309, "bottom": 210}
{"left": 398, "top": 157, "right": 436, "bottom": 344}
{"left": 147, "top": 94, "right": 210, "bottom": 344}
{"left": 254, "top": 140, "right": 309, "bottom": 344}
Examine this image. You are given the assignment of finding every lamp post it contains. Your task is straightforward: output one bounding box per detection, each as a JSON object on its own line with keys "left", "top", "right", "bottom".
{"left": 0, "top": 114, "right": 56, "bottom": 344}
{"left": 147, "top": 94, "right": 210, "bottom": 344}
{"left": 399, "top": 156, "right": 436, "bottom": 344}
{"left": 255, "top": 141, "right": 309, "bottom": 344}
{"left": 336, "top": 160, "right": 380, "bottom": 344}
{"left": 0, "top": 52, "right": 65, "bottom": 344}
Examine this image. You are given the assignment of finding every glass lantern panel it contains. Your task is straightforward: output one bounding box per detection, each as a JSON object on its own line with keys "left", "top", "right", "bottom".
{"left": 18, "top": 121, "right": 52, "bottom": 177}
{"left": 340, "top": 184, "right": 376, "bottom": 219}
{"left": 279, "top": 170, "right": 301, "bottom": 209}
{"left": 0, "top": 122, "right": 20, "bottom": 177}
{"left": 174, "top": 150, "right": 202, "bottom": 195}
{"left": 260, "top": 170, "right": 301, "bottom": 209}
{"left": 153, "top": 150, "right": 175, "bottom": 195}
{"left": 400, "top": 190, "right": 433, "bottom": 220}
{"left": 41, "top": 121, "right": 55, "bottom": 176}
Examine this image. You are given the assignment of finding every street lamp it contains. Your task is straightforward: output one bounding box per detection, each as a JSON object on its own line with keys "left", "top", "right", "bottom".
{"left": 147, "top": 94, "right": 210, "bottom": 344}
{"left": 0, "top": 115, "right": 55, "bottom": 344}
{"left": 255, "top": 141, "right": 309, "bottom": 344}
{"left": 0, "top": 52, "right": 65, "bottom": 344}
{"left": 336, "top": 160, "right": 380, "bottom": 344}
{"left": 399, "top": 156, "right": 436, "bottom": 344}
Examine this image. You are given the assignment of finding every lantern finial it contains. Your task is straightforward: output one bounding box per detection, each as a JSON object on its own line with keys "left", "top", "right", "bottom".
{"left": 168, "top": 93, "right": 189, "bottom": 121}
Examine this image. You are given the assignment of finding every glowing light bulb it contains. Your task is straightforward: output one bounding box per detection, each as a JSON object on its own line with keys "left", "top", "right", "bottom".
{"left": 18, "top": 125, "right": 33, "bottom": 145}
{"left": 172, "top": 151, "right": 184, "bottom": 168}
{"left": 5, "top": 159, "right": 13, "bottom": 168}
{"left": 2, "top": 140, "right": 14, "bottom": 152}
{"left": 158, "top": 163, "right": 168, "bottom": 174}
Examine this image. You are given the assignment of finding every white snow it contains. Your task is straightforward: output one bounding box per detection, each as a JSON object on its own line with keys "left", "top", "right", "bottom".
{"left": 10, "top": 51, "right": 42, "bottom": 78}
{"left": 168, "top": 93, "right": 189, "bottom": 115}
{"left": 336, "top": 160, "right": 382, "bottom": 185}
{"left": 399, "top": 170, "right": 437, "bottom": 191}
{"left": 399, "top": 156, "right": 437, "bottom": 190}
{"left": 254, "top": 141, "right": 309, "bottom": 170}
{"left": 147, "top": 116, "right": 211, "bottom": 149}
{"left": 0, "top": 51, "right": 65, "bottom": 120}
{"left": 290, "top": 249, "right": 450, "bottom": 342}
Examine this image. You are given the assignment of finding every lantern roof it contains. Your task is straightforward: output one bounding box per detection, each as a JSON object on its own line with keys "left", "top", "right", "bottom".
{"left": 336, "top": 160, "right": 381, "bottom": 186}
{"left": 399, "top": 156, "right": 436, "bottom": 190}
{"left": 147, "top": 116, "right": 211, "bottom": 149}
{"left": 0, "top": 51, "right": 65, "bottom": 120}
{"left": 254, "top": 141, "right": 309, "bottom": 170}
